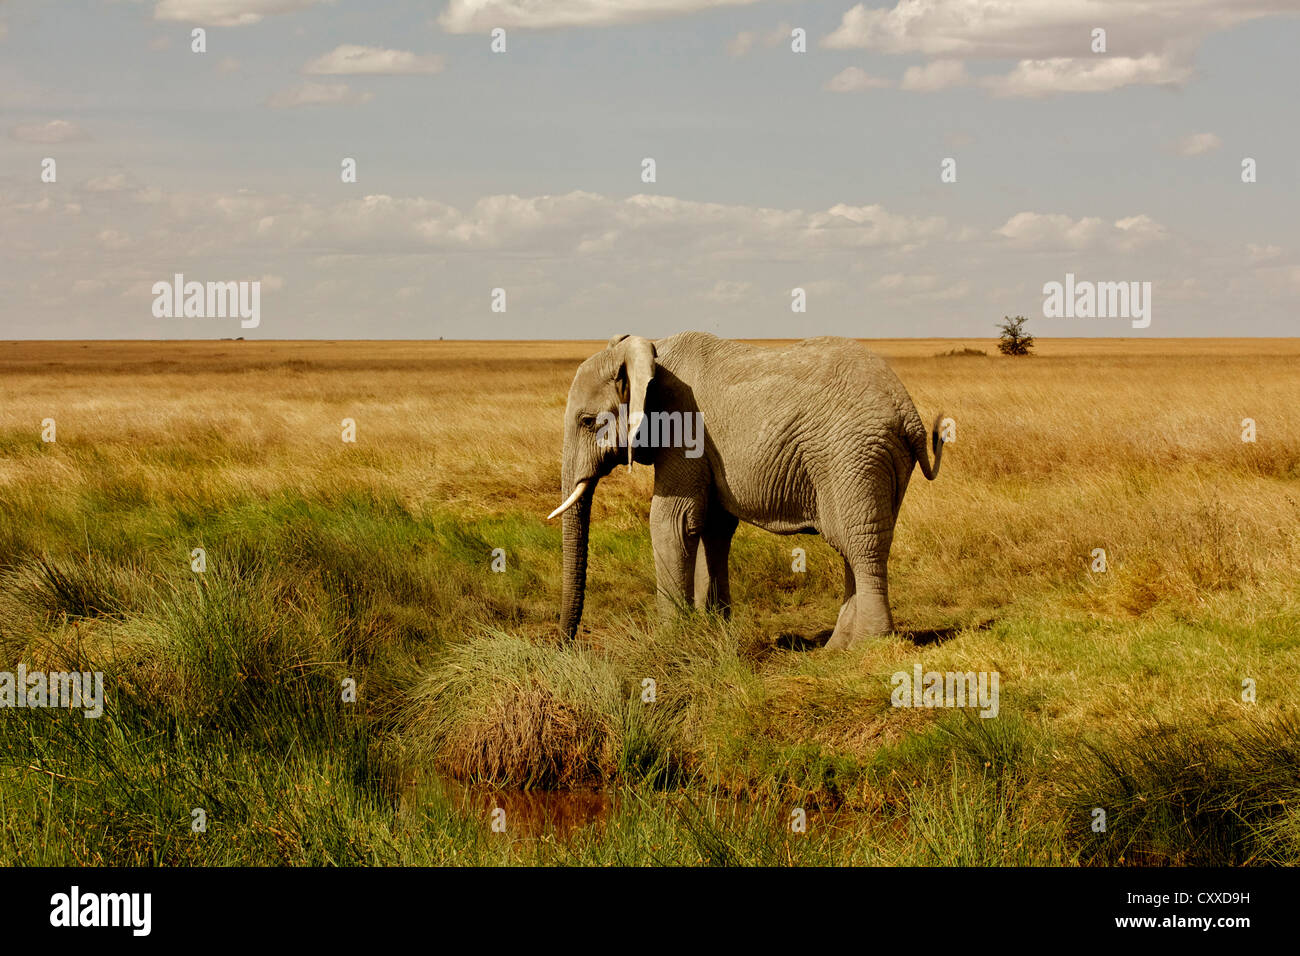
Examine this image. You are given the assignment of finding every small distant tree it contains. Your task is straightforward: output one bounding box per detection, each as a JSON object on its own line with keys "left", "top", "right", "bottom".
{"left": 997, "top": 315, "right": 1035, "bottom": 355}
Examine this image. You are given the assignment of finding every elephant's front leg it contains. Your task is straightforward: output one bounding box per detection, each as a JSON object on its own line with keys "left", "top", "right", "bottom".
{"left": 694, "top": 509, "right": 738, "bottom": 614}
{"left": 649, "top": 494, "right": 704, "bottom": 618}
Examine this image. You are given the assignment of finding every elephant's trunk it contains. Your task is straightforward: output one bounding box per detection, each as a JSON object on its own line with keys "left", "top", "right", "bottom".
{"left": 559, "top": 465, "right": 594, "bottom": 638}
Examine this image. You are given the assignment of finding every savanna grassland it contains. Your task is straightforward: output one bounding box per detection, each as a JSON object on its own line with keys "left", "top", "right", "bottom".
{"left": 1, "top": 337, "right": 1298, "bottom": 866}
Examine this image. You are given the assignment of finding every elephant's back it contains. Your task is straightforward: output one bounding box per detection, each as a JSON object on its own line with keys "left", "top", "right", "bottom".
{"left": 772, "top": 337, "right": 909, "bottom": 412}
{"left": 659, "top": 332, "right": 908, "bottom": 420}
{"left": 663, "top": 334, "right": 913, "bottom": 525}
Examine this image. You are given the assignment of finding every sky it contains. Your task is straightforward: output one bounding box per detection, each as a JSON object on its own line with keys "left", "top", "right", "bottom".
{"left": 1, "top": 0, "right": 1298, "bottom": 340}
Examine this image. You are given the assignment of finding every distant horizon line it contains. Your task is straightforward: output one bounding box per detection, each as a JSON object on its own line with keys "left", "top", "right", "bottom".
{"left": 7, "top": 335, "right": 1299, "bottom": 344}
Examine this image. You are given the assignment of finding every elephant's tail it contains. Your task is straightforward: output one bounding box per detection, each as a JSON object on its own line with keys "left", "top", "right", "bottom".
{"left": 908, "top": 411, "right": 944, "bottom": 481}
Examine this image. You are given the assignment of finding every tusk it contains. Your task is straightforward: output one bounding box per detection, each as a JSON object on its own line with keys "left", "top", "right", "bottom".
{"left": 547, "top": 480, "right": 589, "bottom": 520}
{"left": 627, "top": 411, "right": 644, "bottom": 472}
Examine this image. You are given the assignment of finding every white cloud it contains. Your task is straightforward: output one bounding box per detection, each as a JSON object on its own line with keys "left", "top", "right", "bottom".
{"left": 804, "top": 203, "right": 953, "bottom": 249}
{"left": 984, "top": 54, "right": 1192, "bottom": 97}
{"left": 439, "top": 0, "right": 760, "bottom": 33}
{"left": 823, "top": 0, "right": 1297, "bottom": 96}
{"left": 10, "top": 184, "right": 966, "bottom": 262}
{"left": 85, "top": 173, "right": 131, "bottom": 193}
{"left": 1112, "top": 214, "right": 1168, "bottom": 251}
{"left": 303, "top": 45, "right": 444, "bottom": 75}
{"left": 9, "top": 119, "right": 89, "bottom": 143}
{"left": 153, "top": 0, "right": 328, "bottom": 27}
{"left": 996, "top": 211, "right": 1167, "bottom": 251}
{"left": 1176, "top": 132, "right": 1223, "bottom": 156}
{"left": 900, "top": 59, "right": 970, "bottom": 92}
{"left": 823, "top": 0, "right": 1289, "bottom": 58}
{"left": 997, "top": 212, "right": 1105, "bottom": 247}
{"left": 265, "top": 81, "right": 373, "bottom": 108}
{"left": 824, "top": 67, "right": 892, "bottom": 92}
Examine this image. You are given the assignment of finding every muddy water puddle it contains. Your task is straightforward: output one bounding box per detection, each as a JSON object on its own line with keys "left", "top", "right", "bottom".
{"left": 401, "top": 773, "right": 879, "bottom": 842}
{"left": 424, "top": 779, "right": 615, "bottom": 836}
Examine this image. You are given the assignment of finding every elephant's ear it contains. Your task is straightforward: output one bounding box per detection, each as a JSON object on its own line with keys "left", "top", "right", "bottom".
{"left": 612, "top": 335, "right": 655, "bottom": 468}
{"left": 607, "top": 333, "right": 631, "bottom": 348}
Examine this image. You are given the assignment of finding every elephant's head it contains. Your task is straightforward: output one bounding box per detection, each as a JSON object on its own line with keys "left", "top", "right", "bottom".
{"left": 549, "top": 334, "right": 656, "bottom": 638}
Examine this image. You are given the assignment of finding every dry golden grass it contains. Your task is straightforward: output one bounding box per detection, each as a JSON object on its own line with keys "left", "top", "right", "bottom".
{"left": 3, "top": 337, "right": 1298, "bottom": 630}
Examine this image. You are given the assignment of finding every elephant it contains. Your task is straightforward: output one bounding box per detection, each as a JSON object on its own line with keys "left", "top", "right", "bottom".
{"left": 548, "top": 331, "right": 943, "bottom": 650}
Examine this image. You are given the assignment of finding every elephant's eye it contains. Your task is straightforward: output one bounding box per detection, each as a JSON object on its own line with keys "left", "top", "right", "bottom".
{"left": 579, "top": 415, "right": 597, "bottom": 429}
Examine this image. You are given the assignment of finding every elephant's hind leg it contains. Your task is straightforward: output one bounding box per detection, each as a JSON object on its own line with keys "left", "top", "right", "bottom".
{"left": 822, "top": 464, "right": 899, "bottom": 648}
{"left": 825, "top": 547, "right": 894, "bottom": 649}
{"left": 825, "top": 558, "right": 858, "bottom": 649}
{"left": 848, "top": 553, "right": 894, "bottom": 645}
{"left": 693, "top": 509, "right": 739, "bottom": 614}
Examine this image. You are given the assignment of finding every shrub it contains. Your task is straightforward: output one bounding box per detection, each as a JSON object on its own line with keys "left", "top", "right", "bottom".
{"left": 996, "top": 316, "right": 1035, "bottom": 356}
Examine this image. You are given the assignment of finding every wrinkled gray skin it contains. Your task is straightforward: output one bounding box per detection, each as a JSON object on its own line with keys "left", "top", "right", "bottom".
{"left": 554, "top": 332, "right": 943, "bottom": 650}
